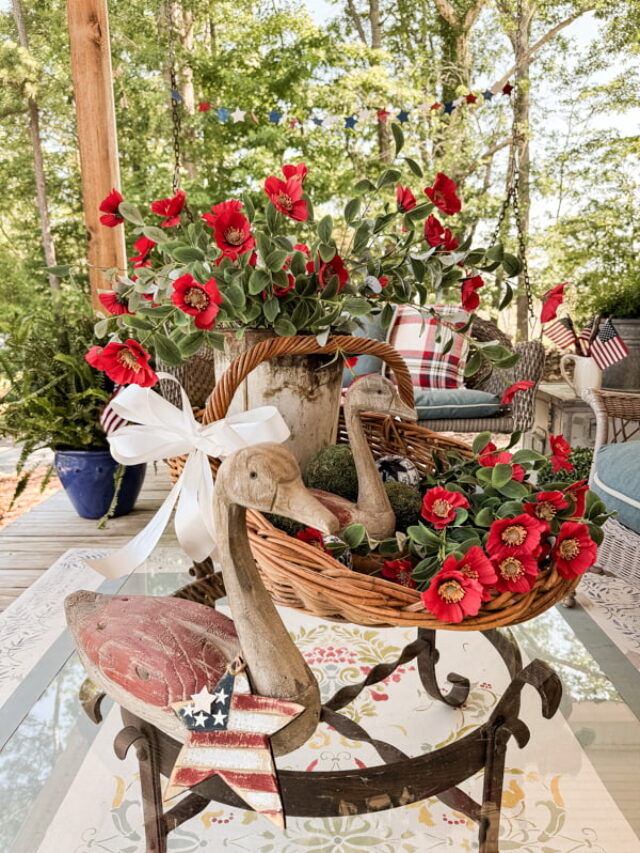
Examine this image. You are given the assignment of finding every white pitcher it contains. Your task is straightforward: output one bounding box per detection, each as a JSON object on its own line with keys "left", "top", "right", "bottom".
{"left": 560, "top": 354, "right": 602, "bottom": 399}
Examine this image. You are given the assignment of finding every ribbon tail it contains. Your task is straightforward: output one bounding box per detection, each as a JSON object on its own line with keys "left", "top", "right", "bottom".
{"left": 173, "top": 452, "right": 217, "bottom": 563}
{"left": 85, "top": 473, "right": 185, "bottom": 579}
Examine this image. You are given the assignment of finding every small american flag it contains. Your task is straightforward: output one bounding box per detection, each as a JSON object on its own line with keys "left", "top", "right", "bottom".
{"left": 543, "top": 316, "right": 577, "bottom": 350}
{"left": 590, "top": 319, "right": 630, "bottom": 370}
{"left": 99, "top": 387, "right": 127, "bottom": 435}
{"left": 167, "top": 657, "right": 303, "bottom": 828}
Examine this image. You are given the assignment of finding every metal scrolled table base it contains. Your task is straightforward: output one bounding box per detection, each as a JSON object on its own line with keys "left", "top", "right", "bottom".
{"left": 90, "top": 625, "right": 561, "bottom": 853}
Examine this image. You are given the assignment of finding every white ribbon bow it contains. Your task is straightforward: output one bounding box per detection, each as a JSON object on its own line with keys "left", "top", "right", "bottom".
{"left": 86, "top": 373, "right": 290, "bottom": 579}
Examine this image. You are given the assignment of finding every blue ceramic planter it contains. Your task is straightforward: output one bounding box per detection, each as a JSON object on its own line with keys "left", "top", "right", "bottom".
{"left": 54, "top": 449, "right": 146, "bottom": 519}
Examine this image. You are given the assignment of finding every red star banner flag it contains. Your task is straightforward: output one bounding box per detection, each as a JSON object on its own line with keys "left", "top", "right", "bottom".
{"left": 167, "top": 657, "right": 303, "bottom": 828}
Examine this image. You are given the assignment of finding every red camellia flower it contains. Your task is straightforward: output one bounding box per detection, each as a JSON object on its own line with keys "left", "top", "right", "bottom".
{"left": 86, "top": 339, "right": 157, "bottom": 387}
{"left": 460, "top": 275, "right": 484, "bottom": 311}
{"left": 523, "top": 490, "right": 570, "bottom": 525}
{"left": 491, "top": 548, "right": 539, "bottom": 593}
{"left": 99, "top": 188, "right": 124, "bottom": 227}
{"left": 424, "top": 215, "right": 459, "bottom": 251}
{"left": 202, "top": 199, "right": 256, "bottom": 258}
{"left": 171, "top": 274, "right": 223, "bottom": 329}
{"left": 564, "top": 479, "right": 588, "bottom": 518}
{"left": 501, "top": 380, "right": 535, "bottom": 405}
{"left": 128, "top": 236, "right": 156, "bottom": 267}
{"left": 454, "top": 546, "right": 498, "bottom": 601}
{"left": 549, "top": 433, "right": 574, "bottom": 473}
{"left": 150, "top": 189, "right": 186, "bottom": 227}
{"left": 421, "top": 566, "right": 483, "bottom": 623}
{"left": 487, "top": 514, "right": 544, "bottom": 556}
{"left": 421, "top": 486, "right": 469, "bottom": 529}
{"left": 198, "top": 101, "right": 211, "bottom": 112}
{"left": 295, "top": 527, "right": 324, "bottom": 547}
{"left": 319, "top": 253, "right": 349, "bottom": 292}
{"left": 553, "top": 521, "right": 598, "bottom": 578}
{"left": 263, "top": 176, "right": 308, "bottom": 221}
{"left": 424, "top": 173, "right": 461, "bottom": 216}
{"left": 382, "top": 559, "right": 416, "bottom": 589}
{"left": 396, "top": 185, "right": 417, "bottom": 212}
{"left": 478, "top": 442, "right": 525, "bottom": 482}
{"left": 98, "top": 291, "right": 133, "bottom": 316}
{"left": 282, "top": 162, "right": 308, "bottom": 182}
{"left": 540, "top": 282, "right": 567, "bottom": 324}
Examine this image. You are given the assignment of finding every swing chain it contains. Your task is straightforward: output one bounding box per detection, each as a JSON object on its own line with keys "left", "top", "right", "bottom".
{"left": 165, "top": 1, "right": 182, "bottom": 194}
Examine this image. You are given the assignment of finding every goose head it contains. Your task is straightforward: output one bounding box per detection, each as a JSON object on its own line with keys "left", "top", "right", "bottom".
{"left": 345, "top": 373, "right": 417, "bottom": 421}
{"left": 216, "top": 442, "right": 340, "bottom": 533}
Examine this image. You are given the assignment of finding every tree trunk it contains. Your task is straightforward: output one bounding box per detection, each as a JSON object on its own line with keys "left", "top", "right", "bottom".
{"left": 369, "top": 0, "right": 392, "bottom": 163}
{"left": 511, "top": 2, "right": 532, "bottom": 342}
{"left": 11, "top": 0, "right": 59, "bottom": 290}
{"left": 169, "top": 3, "right": 197, "bottom": 181}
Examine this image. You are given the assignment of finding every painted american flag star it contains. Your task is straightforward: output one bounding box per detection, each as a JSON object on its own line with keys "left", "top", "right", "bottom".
{"left": 168, "top": 656, "right": 304, "bottom": 828}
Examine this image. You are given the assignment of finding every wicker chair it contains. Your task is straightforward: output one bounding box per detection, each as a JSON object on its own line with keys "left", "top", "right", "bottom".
{"left": 583, "top": 389, "right": 640, "bottom": 586}
{"left": 418, "top": 318, "right": 546, "bottom": 434}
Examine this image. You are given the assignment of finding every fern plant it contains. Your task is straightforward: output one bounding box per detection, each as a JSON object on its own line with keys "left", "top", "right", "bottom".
{"left": 0, "top": 292, "right": 111, "bottom": 501}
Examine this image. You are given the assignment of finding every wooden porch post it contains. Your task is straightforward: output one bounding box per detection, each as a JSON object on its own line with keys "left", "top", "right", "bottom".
{"left": 67, "top": 0, "right": 125, "bottom": 309}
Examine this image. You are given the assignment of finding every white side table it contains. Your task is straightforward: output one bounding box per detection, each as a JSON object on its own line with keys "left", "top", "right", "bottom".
{"left": 524, "top": 383, "right": 597, "bottom": 452}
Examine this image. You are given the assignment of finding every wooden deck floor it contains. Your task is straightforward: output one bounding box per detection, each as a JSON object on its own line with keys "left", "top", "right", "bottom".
{"left": 0, "top": 464, "right": 172, "bottom": 612}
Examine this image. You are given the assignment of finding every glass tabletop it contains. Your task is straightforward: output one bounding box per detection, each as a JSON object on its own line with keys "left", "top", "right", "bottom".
{"left": 1, "top": 550, "right": 639, "bottom": 852}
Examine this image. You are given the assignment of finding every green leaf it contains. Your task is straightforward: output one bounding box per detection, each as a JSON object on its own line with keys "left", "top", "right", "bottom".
{"left": 474, "top": 507, "right": 495, "bottom": 527}
{"left": 499, "top": 282, "right": 514, "bottom": 311}
{"left": 472, "top": 431, "right": 492, "bottom": 455}
{"left": 452, "top": 507, "right": 468, "bottom": 526}
{"left": 241, "top": 192, "right": 255, "bottom": 222}
{"left": 464, "top": 350, "right": 483, "bottom": 377}
{"left": 404, "top": 157, "right": 423, "bottom": 178}
{"left": 249, "top": 268, "right": 271, "bottom": 295}
{"left": 343, "top": 523, "right": 367, "bottom": 548}
{"left": 378, "top": 538, "right": 401, "bottom": 556}
{"left": 317, "top": 215, "right": 333, "bottom": 244}
{"left": 179, "top": 331, "right": 206, "bottom": 358}
{"left": 318, "top": 243, "right": 336, "bottom": 263}
{"left": 476, "top": 467, "right": 494, "bottom": 484}
{"left": 344, "top": 197, "right": 361, "bottom": 223}
{"left": 255, "top": 231, "right": 272, "bottom": 258}
{"left": 119, "top": 201, "right": 145, "bottom": 226}
{"left": 511, "top": 448, "right": 547, "bottom": 465}
{"left": 153, "top": 333, "right": 182, "bottom": 366}
{"left": 391, "top": 122, "right": 404, "bottom": 156}
{"left": 93, "top": 318, "right": 109, "bottom": 338}
{"left": 224, "top": 283, "right": 246, "bottom": 309}
{"left": 263, "top": 296, "right": 280, "bottom": 323}
{"left": 381, "top": 303, "right": 395, "bottom": 329}
{"left": 353, "top": 178, "right": 375, "bottom": 194}
{"left": 407, "top": 523, "right": 442, "bottom": 546}
{"left": 173, "top": 246, "right": 205, "bottom": 263}
{"left": 342, "top": 297, "right": 371, "bottom": 317}
{"left": 352, "top": 221, "right": 371, "bottom": 255}
{"left": 265, "top": 249, "right": 288, "bottom": 271}
{"left": 44, "top": 265, "right": 71, "bottom": 277}
{"left": 492, "top": 463, "right": 514, "bottom": 488}
{"left": 485, "top": 244, "right": 504, "bottom": 262}
{"left": 142, "top": 226, "right": 168, "bottom": 243}
{"left": 496, "top": 501, "right": 525, "bottom": 517}
{"left": 273, "top": 317, "right": 297, "bottom": 336}
{"left": 265, "top": 202, "right": 281, "bottom": 234}
{"left": 377, "top": 168, "right": 402, "bottom": 188}
{"left": 587, "top": 522, "right": 604, "bottom": 546}
{"left": 502, "top": 252, "right": 522, "bottom": 277}
{"left": 498, "top": 480, "right": 529, "bottom": 499}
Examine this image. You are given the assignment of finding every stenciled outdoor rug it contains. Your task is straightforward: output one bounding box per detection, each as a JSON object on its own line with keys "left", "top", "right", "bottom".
{"left": 1, "top": 548, "right": 639, "bottom": 853}
{"left": 577, "top": 574, "right": 640, "bottom": 673}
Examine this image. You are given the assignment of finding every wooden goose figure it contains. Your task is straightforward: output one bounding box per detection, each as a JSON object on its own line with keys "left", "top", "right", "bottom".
{"left": 65, "top": 443, "right": 339, "bottom": 821}
{"left": 311, "top": 373, "right": 416, "bottom": 540}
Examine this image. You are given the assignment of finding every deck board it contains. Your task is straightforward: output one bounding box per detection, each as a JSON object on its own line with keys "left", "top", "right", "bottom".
{"left": 0, "top": 464, "right": 174, "bottom": 612}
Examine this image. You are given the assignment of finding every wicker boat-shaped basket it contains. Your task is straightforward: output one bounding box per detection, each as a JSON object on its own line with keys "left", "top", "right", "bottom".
{"left": 168, "top": 335, "right": 580, "bottom": 630}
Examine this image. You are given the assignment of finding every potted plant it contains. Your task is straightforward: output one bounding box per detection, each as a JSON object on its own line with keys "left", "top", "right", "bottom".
{"left": 69, "top": 138, "right": 523, "bottom": 469}
{"left": 0, "top": 293, "right": 146, "bottom": 520}
{"left": 584, "top": 279, "right": 640, "bottom": 390}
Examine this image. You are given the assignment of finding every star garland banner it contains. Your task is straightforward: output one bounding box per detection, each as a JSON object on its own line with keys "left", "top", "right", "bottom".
{"left": 192, "top": 83, "right": 514, "bottom": 130}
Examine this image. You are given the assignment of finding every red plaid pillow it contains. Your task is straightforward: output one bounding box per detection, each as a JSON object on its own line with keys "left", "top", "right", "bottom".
{"left": 388, "top": 305, "right": 470, "bottom": 389}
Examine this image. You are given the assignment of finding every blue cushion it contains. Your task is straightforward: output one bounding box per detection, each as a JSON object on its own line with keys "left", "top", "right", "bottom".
{"left": 343, "top": 314, "right": 387, "bottom": 386}
{"left": 592, "top": 442, "right": 640, "bottom": 535}
{"left": 414, "top": 387, "right": 502, "bottom": 420}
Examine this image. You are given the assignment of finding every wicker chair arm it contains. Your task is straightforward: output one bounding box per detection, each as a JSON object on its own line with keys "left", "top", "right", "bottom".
{"left": 479, "top": 341, "right": 545, "bottom": 433}
{"left": 583, "top": 389, "right": 640, "bottom": 456}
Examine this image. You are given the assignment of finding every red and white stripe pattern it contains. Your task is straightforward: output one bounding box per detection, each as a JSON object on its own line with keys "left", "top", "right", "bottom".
{"left": 167, "top": 660, "right": 303, "bottom": 827}
{"left": 99, "top": 386, "right": 127, "bottom": 435}
{"left": 543, "top": 316, "right": 577, "bottom": 350}
{"left": 590, "top": 319, "right": 630, "bottom": 370}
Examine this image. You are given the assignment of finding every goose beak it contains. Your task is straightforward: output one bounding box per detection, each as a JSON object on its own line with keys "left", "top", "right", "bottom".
{"left": 390, "top": 397, "right": 418, "bottom": 422}
{"left": 272, "top": 477, "right": 340, "bottom": 535}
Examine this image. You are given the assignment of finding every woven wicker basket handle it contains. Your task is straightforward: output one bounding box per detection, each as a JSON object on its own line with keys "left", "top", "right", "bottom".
{"left": 203, "top": 335, "right": 415, "bottom": 425}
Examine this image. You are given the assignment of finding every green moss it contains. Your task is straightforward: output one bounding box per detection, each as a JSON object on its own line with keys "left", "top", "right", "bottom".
{"left": 538, "top": 446, "right": 594, "bottom": 486}
{"left": 304, "top": 444, "right": 358, "bottom": 501}
{"left": 384, "top": 481, "right": 423, "bottom": 533}
{"left": 264, "top": 513, "right": 306, "bottom": 537}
